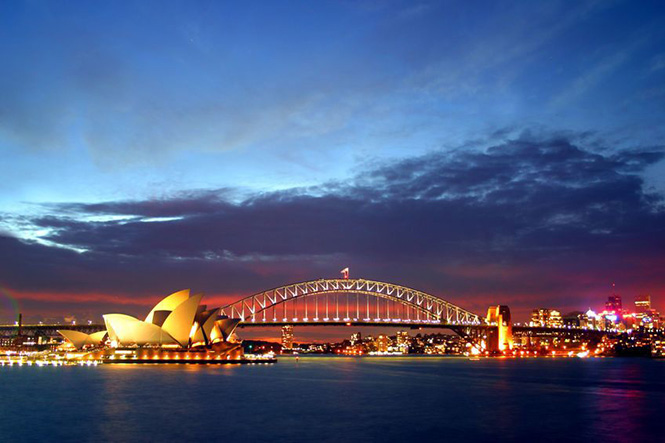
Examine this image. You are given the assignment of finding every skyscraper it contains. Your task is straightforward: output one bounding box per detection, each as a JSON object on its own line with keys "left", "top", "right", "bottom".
{"left": 605, "top": 295, "right": 622, "bottom": 313}
{"left": 281, "top": 325, "right": 294, "bottom": 350}
{"left": 635, "top": 295, "right": 651, "bottom": 313}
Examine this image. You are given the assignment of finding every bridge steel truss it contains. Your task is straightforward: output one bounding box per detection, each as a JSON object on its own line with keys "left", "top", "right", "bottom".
{"left": 0, "top": 324, "right": 105, "bottom": 338}
{"left": 220, "top": 278, "right": 483, "bottom": 326}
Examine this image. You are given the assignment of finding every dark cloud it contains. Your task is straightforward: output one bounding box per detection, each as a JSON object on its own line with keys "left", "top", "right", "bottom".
{"left": 2, "top": 132, "right": 664, "bottom": 321}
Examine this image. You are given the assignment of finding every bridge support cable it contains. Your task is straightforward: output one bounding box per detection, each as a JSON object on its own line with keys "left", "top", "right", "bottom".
{"left": 346, "top": 293, "right": 349, "bottom": 320}
{"left": 336, "top": 293, "right": 339, "bottom": 320}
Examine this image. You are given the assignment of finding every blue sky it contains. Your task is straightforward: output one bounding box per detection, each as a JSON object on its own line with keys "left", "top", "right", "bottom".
{"left": 1, "top": 0, "right": 665, "bottom": 323}
{"left": 2, "top": 0, "right": 664, "bottom": 206}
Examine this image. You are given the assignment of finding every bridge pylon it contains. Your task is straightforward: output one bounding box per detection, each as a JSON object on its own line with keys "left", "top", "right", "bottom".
{"left": 486, "top": 305, "right": 513, "bottom": 352}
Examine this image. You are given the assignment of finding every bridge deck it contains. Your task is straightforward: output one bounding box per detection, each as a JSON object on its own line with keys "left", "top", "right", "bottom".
{"left": 237, "top": 321, "right": 492, "bottom": 329}
{"left": 0, "top": 323, "right": 610, "bottom": 337}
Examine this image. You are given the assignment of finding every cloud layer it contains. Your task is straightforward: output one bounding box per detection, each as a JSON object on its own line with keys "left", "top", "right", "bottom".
{"left": 2, "top": 132, "right": 663, "bottom": 322}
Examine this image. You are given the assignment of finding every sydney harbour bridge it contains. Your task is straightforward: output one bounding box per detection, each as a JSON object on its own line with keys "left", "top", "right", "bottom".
{"left": 0, "top": 277, "right": 607, "bottom": 350}
{"left": 222, "top": 278, "right": 482, "bottom": 326}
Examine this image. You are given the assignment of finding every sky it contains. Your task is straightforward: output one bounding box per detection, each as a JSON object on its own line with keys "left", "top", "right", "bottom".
{"left": 1, "top": 0, "right": 665, "bottom": 330}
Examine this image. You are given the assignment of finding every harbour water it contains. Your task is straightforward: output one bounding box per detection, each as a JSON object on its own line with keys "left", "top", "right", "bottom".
{"left": 0, "top": 356, "right": 663, "bottom": 442}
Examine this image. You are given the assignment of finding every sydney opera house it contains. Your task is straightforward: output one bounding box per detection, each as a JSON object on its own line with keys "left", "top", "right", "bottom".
{"left": 58, "top": 290, "right": 245, "bottom": 363}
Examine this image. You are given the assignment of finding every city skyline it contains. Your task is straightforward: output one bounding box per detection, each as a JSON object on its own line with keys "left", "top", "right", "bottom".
{"left": 2, "top": 1, "right": 665, "bottom": 324}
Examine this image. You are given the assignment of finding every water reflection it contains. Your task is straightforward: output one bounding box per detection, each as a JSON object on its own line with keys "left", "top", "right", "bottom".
{"left": 0, "top": 358, "right": 662, "bottom": 442}
{"left": 585, "top": 361, "right": 650, "bottom": 439}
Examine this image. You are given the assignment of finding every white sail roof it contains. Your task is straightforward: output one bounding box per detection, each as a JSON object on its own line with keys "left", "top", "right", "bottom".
{"left": 216, "top": 318, "right": 241, "bottom": 341}
{"left": 201, "top": 308, "right": 221, "bottom": 343}
{"left": 58, "top": 330, "right": 105, "bottom": 349}
{"left": 104, "top": 313, "right": 177, "bottom": 346}
{"left": 161, "top": 293, "right": 204, "bottom": 347}
{"left": 191, "top": 308, "right": 220, "bottom": 345}
{"left": 145, "top": 289, "right": 190, "bottom": 324}
{"left": 89, "top": 331, "right": 108, "bottom": 343}
{"left": 89, "top": 290, "right": 236, "bottom": 349}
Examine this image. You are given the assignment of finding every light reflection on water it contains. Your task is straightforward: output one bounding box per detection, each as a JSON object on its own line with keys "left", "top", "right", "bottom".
{"left": 0, "top": 357, "right": 662, "bottom": 442}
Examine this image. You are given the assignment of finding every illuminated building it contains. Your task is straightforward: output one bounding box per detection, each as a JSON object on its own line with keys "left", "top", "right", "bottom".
{"left": 635, "top": 310, "right": 661, "bottom": 329}
{"left": 530, "top": 309, "right": 545, "bottom": 326}
{"left": 605, "top": 294, "right": 622, "bottom": 313}
{"left": 650, "top": 311, "right": 662, "bottom": 328}
{"left": 563, "top": 311, "right": 588, "bottom": 328}
{"left": 57, "top": 290, "right": 242, "bottom": 358}
{"left": 632, "top": 295, "right": 660, "bottom": 328}
{"left": 82, "top": 290, "right": 238, "bottom": 348}
{"left": 281, "top": 325, "right": 294, "bottom": 350}
{"left": 487, "top": 305, "right": 513, "bottom": 351}
{"left": 635, "top": 295, "right": 651, "bottom": 313}
{"left": 652, "top": 339, "right": 665, "bottom": 358}
{"left": 585, "top": 309, "right": 603, "bottom": 330}
{"left": 375, "top": 334, "right": 391, "bottom": 352}
{"left": 548, "top": 310, "right": 563, "bottom": 328}
{"left": 396, "top": 331, "right": 409, "bottom": 354}
{"left": 530, "top": 308, "right": 563, "bottom": 328}
{"left": 350, "top": 332, "right": 361, "bottom": 346}
{"left": 396, "top": 331, "right": 408, "bottom": 346}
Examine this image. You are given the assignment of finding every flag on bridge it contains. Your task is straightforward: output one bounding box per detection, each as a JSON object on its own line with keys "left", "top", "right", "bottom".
{"left": 340, "top": 268, "right": 349, "bottom": 279}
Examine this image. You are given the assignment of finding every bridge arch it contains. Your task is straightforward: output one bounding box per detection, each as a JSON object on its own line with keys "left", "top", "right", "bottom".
{"left": 220, "top": 278, "right": 482, "bottom": 325}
